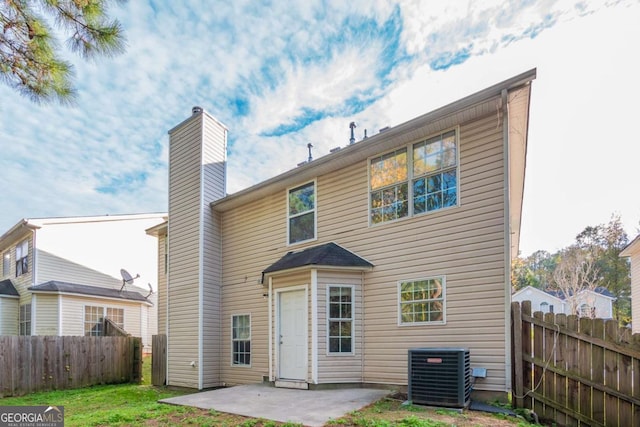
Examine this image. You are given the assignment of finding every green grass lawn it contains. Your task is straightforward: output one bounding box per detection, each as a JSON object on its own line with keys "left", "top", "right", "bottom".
{"left": 0, "top": 356, "right": 544, "bottom": 426}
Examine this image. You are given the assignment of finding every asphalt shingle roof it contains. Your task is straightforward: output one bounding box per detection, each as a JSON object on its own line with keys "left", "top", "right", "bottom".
{"left": 0, "top": 279, "right": 19, "bottom": 297}
{"left": 263, "top": 242, "right": 373, "bottom": 275}
{"left": 29, "top": 280, "right": 148, "bottom": 302}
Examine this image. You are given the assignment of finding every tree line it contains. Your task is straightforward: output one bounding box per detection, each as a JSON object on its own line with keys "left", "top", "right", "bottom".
{"left": 512, "top": 215, "right": 634, "bottom": 325}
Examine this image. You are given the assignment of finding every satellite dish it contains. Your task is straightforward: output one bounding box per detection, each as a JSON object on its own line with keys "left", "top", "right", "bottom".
{"left": 146, "top": 283, "right": 154, "bottom": 299}
{"left": 119, "top": 268, "right": 140, "bottom": 292}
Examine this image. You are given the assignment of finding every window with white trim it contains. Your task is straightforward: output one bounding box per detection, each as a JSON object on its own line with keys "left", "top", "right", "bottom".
{"left": 2, "top": 251, "right": 10, "bottom": 277}
{"left": 288, "top": 181, "right": 316, "bottom": 244}
{"left": 328, "top": 286, "right": 353, "bottom": 354}
{"left": 84, "top": 306, "right": 124, "bottom": 335}
{"left": 370, "top": 130, "right": 458, "bottom": 224}
{"left": 15, "top": 239, "right": 28, "bottom": 277}
{"left": 85, "top": 306, "right": 104, "bottom": 336}
{"left": 106, "top": 307, "right": 124, "bottom": 329}
{"left": 399, "top": 277, "right": 445, "bottom": 324}
{"left": 232, "top": 314, "right": 251, "bottom": 366}
{"left": 19, "top": 303, "right": 31, "bottom": 335}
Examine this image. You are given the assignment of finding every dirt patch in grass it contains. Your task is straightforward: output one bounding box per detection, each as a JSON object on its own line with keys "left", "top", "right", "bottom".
{"left": 325, "top": 394, "right": 538, "bottom": 427}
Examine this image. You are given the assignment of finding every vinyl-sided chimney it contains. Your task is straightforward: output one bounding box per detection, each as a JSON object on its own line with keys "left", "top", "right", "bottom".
{"left": 166, "top": 107, "right": 227, "bottom": 389}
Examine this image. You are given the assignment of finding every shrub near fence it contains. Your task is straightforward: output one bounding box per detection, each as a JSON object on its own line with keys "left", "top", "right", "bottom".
{"left": 512, "top": 301, "right": 640, "bottom": 427}
{"left": 0, "top": 335, "right": 141, "bottom": 398}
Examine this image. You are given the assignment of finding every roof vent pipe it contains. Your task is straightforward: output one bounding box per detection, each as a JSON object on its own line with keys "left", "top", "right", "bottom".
{"left": 307, "top": 143, "right": 313, "bottom": 162}
{"left": 363, "top": 129, "right": 368, "bottom": 139}
{"left": 192, "top": 106, "right": 203, "bottom": 115}
{"left": 349, "top": 122, "right": 357, "bottom": 144}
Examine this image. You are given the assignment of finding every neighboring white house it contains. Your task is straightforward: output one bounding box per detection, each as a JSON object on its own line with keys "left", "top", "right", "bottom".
{"left": 0, "top": 213, "right": 165, "bottom": 352}
{"left": 512, "top": 286, "right": 565, "bottom": 314}
{"left": 621, "top": 234, "right": 640, "bottom": 333}
{"left": 512, "top": 285, "right": 616, "bottom": 318}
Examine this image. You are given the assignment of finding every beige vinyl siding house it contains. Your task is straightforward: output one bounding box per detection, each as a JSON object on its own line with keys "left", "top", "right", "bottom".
{"left": 0, "top": 214, "right": 163, "bottom": 352}
{"left": 153, "top": 70, "right": 536, "bottom": 399}
{"left": 621, "top": 235, "right": 640, "bottom": 333}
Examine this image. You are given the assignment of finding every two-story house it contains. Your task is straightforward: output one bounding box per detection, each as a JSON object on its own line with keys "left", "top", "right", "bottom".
{"left": 150, "top": 69, "right": 536, "bottom": 400}
{"left": 0, "top": 213, "right": 165, "bottom": 352}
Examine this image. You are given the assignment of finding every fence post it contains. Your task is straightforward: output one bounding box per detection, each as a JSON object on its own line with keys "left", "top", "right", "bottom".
{"left": 131, "top": 337, "right": 142, "bottom": 383}
{"left": 152, "top": 334, "right": 167, "bottom": 386}
{"left": 511, "top": 302, "right": 524, "bottom": 408}
{"left": 521, "top": 300, "right": 533, "bottom": 411}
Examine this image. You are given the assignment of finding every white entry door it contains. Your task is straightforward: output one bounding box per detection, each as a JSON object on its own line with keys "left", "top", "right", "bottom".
{"left": 278, "top": 289, "right": 307, "bottom": 380}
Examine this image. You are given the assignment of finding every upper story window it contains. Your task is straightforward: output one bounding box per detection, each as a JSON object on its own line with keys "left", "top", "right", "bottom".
{"left": 413, "top": 131, "right": 458, "bottom": 214}
{"left": 15, "top": 239, "right": 28, "bottom": 277}
{"left": 288, "top": 181, "right": 316, "bottom": 244}
{"left": 399, "top": 277, "right": 446, "bottom": 325}
{"left": 370, "top": 129, "right": 458, "bottom": 225}
{"left": 164, "top": 237, "right": 168, "bottom": 275}
{"left": 370, "top": 149, "right": 408, "bottom": 224}
{"left": 2, "top": 252, "right": 10, "bottom": 277}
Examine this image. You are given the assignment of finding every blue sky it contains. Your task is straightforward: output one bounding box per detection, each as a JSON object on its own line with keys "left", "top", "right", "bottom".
{"left": 1, "top": 0, "right": 639, "bottom": 256}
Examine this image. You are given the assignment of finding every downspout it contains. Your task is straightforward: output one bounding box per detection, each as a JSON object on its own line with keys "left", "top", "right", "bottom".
{"left": 501, "top": 88, "right": 513, "bottom": 393}
{"left": 360, "top": 271, "right": 365, "bottom": 384}
{"left": 58, "top": 294, "right": 62, "bottom": 334}
{"left": 31, "top": 226, "right": 37, "bottom": 287}
{"left": 30, "top": 226, "right": 37, "bottom": 335}
{"left": 165, "top": 232, "right": 170, "bottom": 385}
{"left": 268, "top": 276, "right": 273, "bottom": 381}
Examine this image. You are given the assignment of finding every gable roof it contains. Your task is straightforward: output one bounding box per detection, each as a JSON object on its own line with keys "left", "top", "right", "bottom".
{"left": 512, "top": 286, "right": 564, "bottom": 303}
{"left": 515, "top": 285, "right": 616, "bottom": 301}
{"left": 211, "top": 69, "right": 536, "bottom": 215}
{"left": 548, "top": 287, "right": 616, "bottom": 300}
{"left": 621, "top": 234, "right": 640, "bottom": 257}
{"left": 29, "top": 280, "right": 149, "bottom": 303}
{"left": 263, "top": 242, "right": 373, "bottom": 277}
{"left": 0, "top": 279, "right": 19, "bottom": 297}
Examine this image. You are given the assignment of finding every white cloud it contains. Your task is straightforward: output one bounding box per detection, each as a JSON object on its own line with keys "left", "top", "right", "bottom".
{"left": 1, "top": 0, "right": 638, "bottom": 257}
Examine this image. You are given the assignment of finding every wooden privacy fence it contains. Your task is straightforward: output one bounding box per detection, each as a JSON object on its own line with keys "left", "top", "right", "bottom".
{"left": 151, "top": 334, "right": 167, "bottom": 386}
{"left": 512, "top": 301, "right": 640, "bottom": 426}
{"left": 0, "top": 335, "right": 142, "bottom": 398}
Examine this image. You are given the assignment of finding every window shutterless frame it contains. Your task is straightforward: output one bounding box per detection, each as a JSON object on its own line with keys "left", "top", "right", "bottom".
{"left": 326, "top": 285, "right": 355, "bottom": 356}
{"left": 368, "top": 127, "right": 460, "bottom": 226}
{"left": 231, "top": 313, "right": 251, "bottom": 367}
{"left": 286, "top": 180, "right": 317, "bottom": 245}
{"left": 397, "top": 276, "right": 446, "bottom": 326}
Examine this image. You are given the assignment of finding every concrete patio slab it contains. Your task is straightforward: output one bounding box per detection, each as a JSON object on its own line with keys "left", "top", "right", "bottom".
{"left": 160, "top": 384, "right": 391, "bottom": 426}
